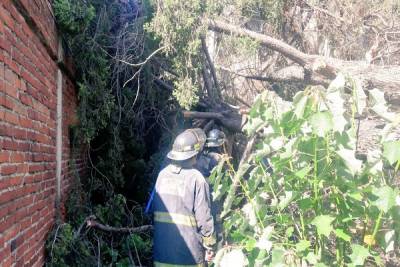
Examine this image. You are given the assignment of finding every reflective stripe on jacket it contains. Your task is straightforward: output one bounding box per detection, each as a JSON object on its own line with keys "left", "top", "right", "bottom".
{"left": 153, "top": 164, "right": 215, "bottom": 265}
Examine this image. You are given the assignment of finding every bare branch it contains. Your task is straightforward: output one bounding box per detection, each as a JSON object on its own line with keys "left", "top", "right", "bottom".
{"left": 200, "top": 35, "right": 222, "bottom": 99}
{"left": 86, "top": 215, "right": 153, "bottom": 234}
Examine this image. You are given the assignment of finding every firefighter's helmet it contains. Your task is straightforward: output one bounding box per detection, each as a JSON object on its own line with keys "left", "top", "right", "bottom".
{"left": 206, "top": 129, "right": 226, "bottom": 147}
{"left": 167, "top": 128, "right": 206, "bottom": 161}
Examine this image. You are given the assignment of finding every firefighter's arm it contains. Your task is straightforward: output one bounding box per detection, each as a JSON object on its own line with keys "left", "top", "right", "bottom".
{"left": 194, "top": 180, "right": 216, "bottom": 249}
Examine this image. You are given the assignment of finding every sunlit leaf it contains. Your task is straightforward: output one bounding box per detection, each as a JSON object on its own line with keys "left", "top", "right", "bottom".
{"left": 294, "top": 166, "right": 311, "bottom": 179}
{"left": 311, "top": 215, "right": 335, "bottom": 237}
{"left": 383, "top": 141, "right": 400, "bottom": 165}
{"left": 369, "top": 88, "right": 397, "bottom": 122}
{"left": 220, "top": 249, "right": 249, "bottom": 267}
{"left": 372, "top": 186, "right": 398, "bottom": 213}
{"left": 384, "top": 230, "right": 395, "bottom": 253}
{"left": 305, "top": 252, "right": 318, "bottom": 265}
{"left": 337, "top": 148, "right": 362, "bottom": 176}
{"left": 295, "top": 240, "right": 310, "bottom": 253}
{"left": 278, "top": 191, "right": 294, "bottom": 210}
{"left": 309, "top": 112, "right": 333, "bottom": 137}
{"left": 327, "top": 73, "right": 345, "bottom": 92}
{"left": 349, "top": 244, "right": 370, "bottom": 266}
{"left": 293, "top": 92, "right": 308, "bottom": 118}
{"left": 335, "top": 229, "right": 351, "bottom": 242}
{"left": 271, "top": 248, "right": 286, "bottom": 267}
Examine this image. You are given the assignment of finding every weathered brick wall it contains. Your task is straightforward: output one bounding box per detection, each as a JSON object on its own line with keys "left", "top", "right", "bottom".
{"left": 0, "top": 0, "right": 85, "bottom": 266}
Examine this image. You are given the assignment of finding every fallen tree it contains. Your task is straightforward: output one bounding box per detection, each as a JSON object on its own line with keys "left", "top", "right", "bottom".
{"left": 208, "top": 19, "right": 400, "bottom": 107}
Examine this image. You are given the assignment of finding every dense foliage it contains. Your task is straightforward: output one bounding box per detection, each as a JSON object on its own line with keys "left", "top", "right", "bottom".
{"left": 210, "top": 75, "right": 400, "bottom": 266}
{"left": 46, "top": 0, "right": 173, "bottom": 265}
{"left": 147, "top": 0, "right": 287, "bottom": 109}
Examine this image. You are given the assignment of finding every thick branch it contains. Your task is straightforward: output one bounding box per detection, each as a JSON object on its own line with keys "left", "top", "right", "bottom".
{"left": 218, "top": 65, "right": 329, "bottom": 86}
{"left": 86, "top": 216, "right": 153, "bottom": 234}
{"left": 208, "top": 19, "right": 400, "bottom": 104}
{"left": 208, "top": 19, "right": 316, "bottom": 67}
{"left": 200, "top": 35, "right": 222, "bottom": 99}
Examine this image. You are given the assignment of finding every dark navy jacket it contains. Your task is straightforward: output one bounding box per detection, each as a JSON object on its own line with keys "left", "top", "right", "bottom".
{"left": 153, "top": 164, "right": 215, "bottom": 266}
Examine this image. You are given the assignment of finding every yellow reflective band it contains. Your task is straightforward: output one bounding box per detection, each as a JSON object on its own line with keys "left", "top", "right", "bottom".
{"left": 154, "top": 212, "right": 196, "bottom": 227}
{"left": 154, "top": 261, "right": 205, "bottom": 267}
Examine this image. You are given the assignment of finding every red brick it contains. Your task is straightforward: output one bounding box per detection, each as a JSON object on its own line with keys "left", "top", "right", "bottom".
{"left": 0, "top": 151, "right": 10, "bottom": 162}
{"left": 19, "top": 117, "right": 32, "bottom": 128}
{"left": 4, "top": 110, "right": 19, "bottom": 125}
{"left": 19, "top": 93, "right": 32, "bottom": 106}
{"left": 10, "top": 152, "right": 24, "bottom": 162}
{"left": 1, "top": 164, "right": 17, "bottom": 175}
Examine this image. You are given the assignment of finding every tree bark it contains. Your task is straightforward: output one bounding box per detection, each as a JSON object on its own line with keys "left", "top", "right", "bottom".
{"left": 208, "top": 19, "right": 400, "bottom": 106}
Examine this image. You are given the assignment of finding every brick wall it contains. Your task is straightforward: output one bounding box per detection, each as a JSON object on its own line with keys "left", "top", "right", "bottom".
{"left": 0, "top": 0, "right": 85, "bottom": 266}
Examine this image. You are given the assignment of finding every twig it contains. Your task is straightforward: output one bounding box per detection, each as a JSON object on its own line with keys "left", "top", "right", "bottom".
{"left": 306, "top": 3, "right": 347, "bottom": 24}
{"left": 86, "top": 215, "right": 153, "bottom": 233}
{"left": 119, "top": 46, "right": 166, "bottom": 67}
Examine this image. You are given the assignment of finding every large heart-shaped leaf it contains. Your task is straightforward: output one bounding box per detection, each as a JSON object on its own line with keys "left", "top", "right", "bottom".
{"left": 311, "top": 215, "right": 335, "bottom": 237}
{"left": 372, "top": 186, "right": 398, "bottom": 213}
{"left": 349, "top": 244, "right": 370, "bottom": 266}
{"left": 337, "top": 148, "right": 363, "bottom": 176}
{"left": 309, "top": 112, "right": 333, "bottom": 137}
{"left": 383, "top": 141, "right": 400, "bottom": 165}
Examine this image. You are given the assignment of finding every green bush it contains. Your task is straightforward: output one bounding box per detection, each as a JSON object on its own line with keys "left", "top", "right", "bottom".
{"left": 210, "top": 74, "right": 400, "bottom": 266}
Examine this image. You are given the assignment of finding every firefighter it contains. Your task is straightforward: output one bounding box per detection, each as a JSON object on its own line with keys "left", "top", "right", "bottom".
{"left": 153, "top": 129, "right": 216, "bottom": 267}
{"left": 196, "top": 129, "right": 226, "bottom": 250}
{"left": 197, "top": 129, "right": 226, "bottom": 177}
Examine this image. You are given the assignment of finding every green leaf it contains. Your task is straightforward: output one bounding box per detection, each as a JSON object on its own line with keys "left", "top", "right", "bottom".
{"left": 305, "top": 252, "right": 318, "bottom": 265}
{"left": 278, "top": 191, "right": 294, "bottom": 210}
{"left": 349, "top": 244, "right": 370, "bottom": 266}
{"left": 384, "top": 230, "right": 395, "bottom": 253}
{"left": 311, "top": 215, "right": 335, "bottom": 237}
{"left": 372, "top": 186, "right": 398, "bottom": 213}
{"left": 326, "top": 78, "right": 347, "bottom": 133}
{"left": 327, "top": 73, "right": 345, "bottom": 92}
{"left": 295, "top": 240, "right": 311, "bottom": 253}
{"left": 271, "top": 248, "right": 286, "bottom": 267}
{"left": 285, "top": 226, "right": 294, "bottom": 237}
{"left": 244, "top": 117, "right": 265, "bottom": 136}
{"left": 383, "top": 141, "right": 400, "bottom": 165}
{"left": 315, "top": 263, "right": 328, "bottom": 267}
{"left": 309, "top": 112, "right": 333, "bottom": 137}
{"left": 352, "top": 78, "right": 367, "bottom": 115}
{"left": 294, "top": 166, "right": 311, "bottom": 179}
{"left": 337, "top": 148, "right": 362, "bottom": 176}
{"left": 293, "top": 92, "right": 308, "bottom": 118}
{"left": 335, "top": 228, "right": 351, "bottom": 242}
{"left": 245, "top": 238, "right": 257, "bottom": 251}
{"left": 369, "top": 88, "right": 397, "bottom": 122}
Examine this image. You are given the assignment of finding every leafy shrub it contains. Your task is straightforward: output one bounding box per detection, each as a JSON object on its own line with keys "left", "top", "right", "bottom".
{"left": 211, "top": 74, "right": 400, "bottom": 266}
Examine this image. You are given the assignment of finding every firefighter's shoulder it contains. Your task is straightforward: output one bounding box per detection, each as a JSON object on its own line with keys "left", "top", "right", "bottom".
{"left": 188, "top": 168, "right": 208, "bottom": 185}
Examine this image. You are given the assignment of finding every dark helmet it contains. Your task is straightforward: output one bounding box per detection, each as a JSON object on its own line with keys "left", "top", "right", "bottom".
{"left": 167, "top": 128, "right": 206, "bottom": 161}
{"left": 206, "top": 129, "right": 226, "bottom": 147}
